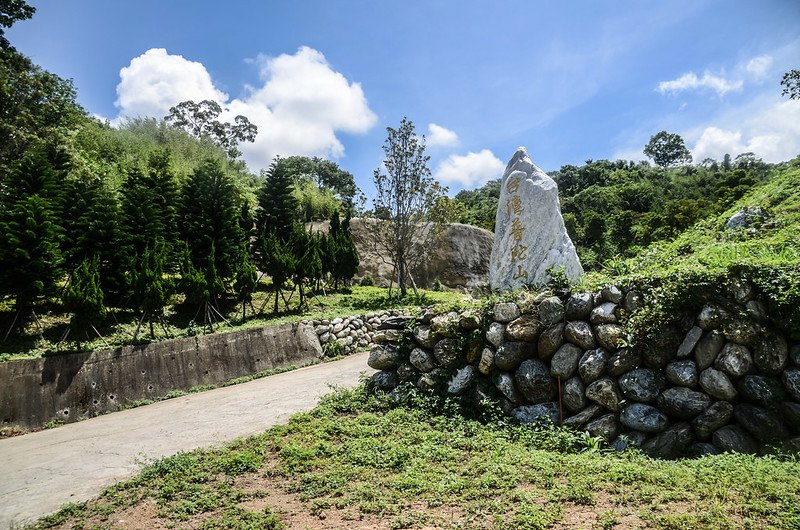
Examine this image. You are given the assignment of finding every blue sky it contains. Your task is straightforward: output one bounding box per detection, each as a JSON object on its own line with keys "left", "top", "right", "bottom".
{"left": 8, "top": 0, "right": 800, "bottom": 196}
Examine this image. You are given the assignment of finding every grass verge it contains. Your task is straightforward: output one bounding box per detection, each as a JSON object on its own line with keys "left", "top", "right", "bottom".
{"left": 0, "top": 286, "right": 465, "bottom": 362}
{"left": 31, "top": 384, "right": 800, "bottom": 530}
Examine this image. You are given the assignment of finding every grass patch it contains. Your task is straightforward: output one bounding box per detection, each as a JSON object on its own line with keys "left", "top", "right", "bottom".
{"left": 31, "top": 384, "right": 800, "bottom": 529}
{"left": 0, "top": 285, "right": 464, "bottom": 362}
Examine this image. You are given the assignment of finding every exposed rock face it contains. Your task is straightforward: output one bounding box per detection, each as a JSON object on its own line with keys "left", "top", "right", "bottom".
{"left": 309, "top": 219, "right": 494, "bottom": 291}
{"left": 489, "top": 147, "right": 583, "bottom": 291}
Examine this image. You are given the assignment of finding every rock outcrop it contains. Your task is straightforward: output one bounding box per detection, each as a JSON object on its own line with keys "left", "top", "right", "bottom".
{"left": 489, "top": 147, "right": 582, "bottom": 291}
{"left": 309, "top": 219, "right": 493, "bottom": 291}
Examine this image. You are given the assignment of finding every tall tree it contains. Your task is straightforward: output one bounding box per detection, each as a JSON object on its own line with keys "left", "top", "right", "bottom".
{"left": 62, "top": 257, "right": 106, "bottom": 345}
{"left": 643, "top": 131, "right": 692, "bottom": 167}
{"left": 255, "top": 157, "right": 298, "bottom": 241}
{"left": 179, "top": 158, "right": 246, "bottom": 282}
{"left": 278, "top": 155, "right": 359, "bottom": 207}
{"left": 164, "top": 99, "right": 257, "bottom": 159}
{"left": 131, "top": 241, "right": 171, "bottom": 340}
{"left": 372, "top": 117, "right": 447, "bottom": 297}
{"left": 0, "top": 148, "right": 65, "bottom": 331}
{"left": 63, "top": 179, "right": 129, "bottom": 302}
{"left": 233, "top": 248, "right": 257, "bottom": 321}
{"left": 259, "top": 231, "right": 296, "bottom": 313}
{"left": 334, "top": 210, "right": 359, "bottom": 288}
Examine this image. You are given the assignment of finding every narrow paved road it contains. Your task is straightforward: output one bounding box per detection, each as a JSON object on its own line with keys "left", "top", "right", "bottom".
{"left": 0, "top": 353, "right": 373, "bottom": 529}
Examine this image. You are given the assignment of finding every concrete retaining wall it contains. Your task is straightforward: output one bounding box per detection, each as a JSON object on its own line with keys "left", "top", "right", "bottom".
{"left": 0, "top": 322, "right": 322, "bottom": 430}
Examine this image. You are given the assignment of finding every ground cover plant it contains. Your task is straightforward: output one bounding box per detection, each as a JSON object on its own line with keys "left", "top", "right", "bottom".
{"left": 32, "top": 383, "right": 800, "bottom": 530}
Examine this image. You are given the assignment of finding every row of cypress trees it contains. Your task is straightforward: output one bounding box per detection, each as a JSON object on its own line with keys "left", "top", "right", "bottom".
{"left": 0, "top": 147, "right": 359, "bottom": 343}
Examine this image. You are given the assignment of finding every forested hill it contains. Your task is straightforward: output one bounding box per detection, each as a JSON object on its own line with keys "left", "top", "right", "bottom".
{"left": 452, "top": 154, "right": 786, "bottom": 271}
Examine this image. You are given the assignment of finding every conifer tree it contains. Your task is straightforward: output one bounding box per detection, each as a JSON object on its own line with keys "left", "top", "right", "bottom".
{"left": 256, "top": 157, "right": 298, "bottom": 241}
{"left": 1, "top": 195, "right": 62, "bottom": 323}
{"left": 132, "top": 241, "right": 171, "bottom": 340}
{"left": 144, "top": 149, "right": 180, "bottom": 261}
{"left": 63, "top": 179, "right": 129, "bottom": 302}
{"left": 259, "top": 231, "right": 296, "bottom": 313}
{"left": 233, "top": 248, "right": 257, "bottom": 321}
{"left": 333, "top": 210, "right": 360, "bottom": 288}
{"left": 62, "top": 257, "right": 106, "bottom": 345}
{"left": 121, "top": 165, "right": 164, "bottom": 258}
{"left": 179, "top": 158, "right": 245, "bottom": 282}
{"left": 0, "top": 148, "right": 64, "bottom": 332}
{"left": 292, "top": 225, "right": 322, "bottom": 307}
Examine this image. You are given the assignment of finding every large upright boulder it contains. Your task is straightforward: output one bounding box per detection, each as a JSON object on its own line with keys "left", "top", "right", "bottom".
{"left": 489, "top": 147, "right": 583, "bottom": 291}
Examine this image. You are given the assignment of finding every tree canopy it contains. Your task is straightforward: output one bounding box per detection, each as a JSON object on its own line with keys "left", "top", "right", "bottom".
{"left": 643, "top": 131, "right": 692, "bottom": 167}
{"left": 165, "top": 99, "right": 257, "bottom": 159}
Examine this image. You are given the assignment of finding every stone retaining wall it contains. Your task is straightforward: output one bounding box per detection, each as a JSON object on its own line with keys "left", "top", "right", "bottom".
{"left": 306, "top": 310, "right": 409, "bottom": 355}
{"left": 0, "top": 322, "right": 322, "bottom": 430}
{"left": 368, "top": 281, "right": 800, "bottom": 457}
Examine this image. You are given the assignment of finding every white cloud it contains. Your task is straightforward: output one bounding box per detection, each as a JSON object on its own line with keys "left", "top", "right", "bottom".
{"left": 657, "top": 71, "right": 742, "bottom": 96}
{"left": 427, "top": 123, "right": 459, "bottom": 147}
{"left": 434, "top": 149, "right": 505, "bottom": 187}
{"left": 745, "top": 55, "right": 773, "bottom": 80}
{"left": 690, "top": 99, "right": 800, "bottom": 163}
{"left": 114, "top": 47, "right": 377, "bottom": 171}
{"left": 115, "top": 48, "right": 227, "bottom": 118}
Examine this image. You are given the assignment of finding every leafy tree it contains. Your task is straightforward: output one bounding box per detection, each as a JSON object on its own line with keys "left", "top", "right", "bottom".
{"left": 180, "top": 158, "right": 246, "bottom": 281}
{"left": 278, "top": 155, "right": 359, "bottom": 206}
{"left": 0, "top": 0, "right": 35, "bottom": 50}
{"left": 453, "top": 180, "right": 500, "bottom": 231}
{"left": 643, "top": 131, "right": 692, "bottom": 167}
{"left": 294, "top": 178, "right": 341, "bottom": 222}
{"left": 165, "top": 99, "right": 257, "bottom": 159}
{"left": 256, "top": 157, "right": 299, "bottom": 241}
{"left": 781, "top": 69, "right": 800, "bottom": 100}
{"left": 0, "top": 50, "right": 85, "bottom": 178}
{"left": 372, "top": 117, "right": 447, "bottom": 297}
{"left": 62, "top": 257, "right": 106, "bottom": 344}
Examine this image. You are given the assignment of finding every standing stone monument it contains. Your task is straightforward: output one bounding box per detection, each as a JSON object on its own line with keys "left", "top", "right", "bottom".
{"left": 489, "top": 147, "right": 583, "bottom": 291}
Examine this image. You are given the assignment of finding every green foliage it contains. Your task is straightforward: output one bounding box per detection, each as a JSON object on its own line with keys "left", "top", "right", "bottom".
{"left": 280, "top": 155, "right": 359, "bottom": 208}
{"left": 62, "top": 178, "right": 129, "bottom": 300}
{"left": 0, "top": 47, "right": 85, "bottom": 177}
{"left": 453, "top": 179, "right": 501, "bottom": 230}
{"left": 258, "top": 231, "right": 296, "bottom": 313}
{"left": 62, "top": 257, "right": 106, "bottom": 338}
{"left": 781, "top": 69, "right": 800, "bottom": 100}
{"left": 256, "top": 157, "right": 298, "bottom": 241}
{"left": 293, "top": 177, "right": 340, "bottom": 222}
{"left": 643, "top": 130, "right": 692, "bottom": 167}
{"left": 372, "top": 117, "right": 448, "bottom": 297}
{"left": 37, "top": 384, "right": 800, "bottom": 529}
{"left": 165, "top": 99, "right": 257, "bottom": 159}
{"left": 132, "top": 242, "right": 171, "bottom": 331}
{"left": 180, "top": 158, "right": 246, "bottom": 280}
{"left": 586, "top": 161, "right": 800, "bottom": 339}
{"left": 0, "top": 194, "right": 63, "bottom": 309}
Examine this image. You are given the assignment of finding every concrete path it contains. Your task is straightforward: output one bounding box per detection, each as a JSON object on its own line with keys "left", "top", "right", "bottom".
{"left": 0, "top": 353, "right": 373, "bottom": 529}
